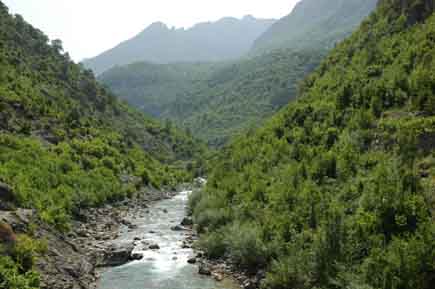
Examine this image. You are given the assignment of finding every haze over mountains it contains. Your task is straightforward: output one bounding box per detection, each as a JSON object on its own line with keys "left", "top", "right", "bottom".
{"left": 1, "top": 0, "right": 435, "bottom": 289}
{"left": 84, "top": 16, "right": 275, "bottom": 74}
{"left": 252, "top": 0, "right": 378, "bottom": 53}
{"left": 99, "top": 0, "right": 378, "bottom": 146}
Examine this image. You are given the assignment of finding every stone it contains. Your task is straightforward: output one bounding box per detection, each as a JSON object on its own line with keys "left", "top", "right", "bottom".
{"left": 130, "top": 253, "right": 143, "bottom": 261}
{"left": 181, "top": 217, "right": 193, "bottom": 226}
{"left": 170, "top": 225, "right": 185, "bottom": 231}
{"left": 149, "top": 244, "right": 160, "bottom": 250}
{"left": 187, "top": 257, "right": 197, "bottom": 264}
{"left": 103, "top": 243, "right": 135, "bottom": 267}
{"left": 212, "top": 272, "right": 224, "bottom": 282}
{"left": 198, "top": 263, "right": 211, "bottom": 275}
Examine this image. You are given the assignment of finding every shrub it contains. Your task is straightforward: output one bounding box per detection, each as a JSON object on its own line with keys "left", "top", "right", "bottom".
{"left": 225, "top": 222, "right": 269, "bottom": 272}
{"left": 197, "top": 230, "right": 227, "bottom": 259}
{"left": 0, "top": 256, "right": 40, "bottom": 289}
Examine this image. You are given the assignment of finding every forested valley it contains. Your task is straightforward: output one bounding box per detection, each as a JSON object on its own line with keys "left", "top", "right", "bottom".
{"left": 0, "top": 0, "right": 434, "bottom": 289}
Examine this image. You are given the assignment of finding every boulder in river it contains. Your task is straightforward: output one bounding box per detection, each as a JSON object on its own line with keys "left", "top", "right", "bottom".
{"left": 170, "top": 225, "right": 185, "bottom": 231}
{"left": 181, "top": 217, "right": 193, "bottom": 226}
{"left": 103, "top": 243, "right": 135, "bottom": 267}
{"left": 187, "top": 257, "right": 197, "bottom": 264}
{"left": 130, "top": 252, "right": 143, "bottom": 261}
{"left": 149, "top": 244, "right": 160, "bottom": 250}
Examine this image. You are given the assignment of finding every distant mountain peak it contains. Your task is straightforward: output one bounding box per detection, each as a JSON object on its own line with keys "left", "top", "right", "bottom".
{"left": 84, "top": 16, "right": 276, "bottom": 74}
{"left": 242, "top": 14, "right": 257, "bottom": 21}
{"left": 147, "top": 21, "right": 169, "bottom": 30}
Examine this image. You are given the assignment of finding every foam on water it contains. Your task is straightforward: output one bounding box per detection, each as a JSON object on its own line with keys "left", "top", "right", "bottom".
{"left": 97, "top": 190, "right": 237, "bottom": 289}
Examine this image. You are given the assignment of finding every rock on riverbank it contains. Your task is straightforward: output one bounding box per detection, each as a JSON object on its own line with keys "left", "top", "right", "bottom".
{"left": 0, "top": 188, "right": 180, "bottom": 289}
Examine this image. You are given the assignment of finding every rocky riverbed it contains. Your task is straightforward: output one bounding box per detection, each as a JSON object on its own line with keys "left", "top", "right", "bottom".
{"left": 0, "top": 187, "right": 181, "bottom": 289}
{"left": 96, "top": 189, "right": 239, "bottom": 289}
{"left": 1, "top": 181, "right": 254, "bottom": 289}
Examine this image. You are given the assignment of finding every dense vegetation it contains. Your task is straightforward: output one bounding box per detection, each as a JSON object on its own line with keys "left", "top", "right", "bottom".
{"left": 252, "top": 0, "right": 377, "bottom": 54}
{"left": 100, "top": 0, "right": 379, "bottom": 147}
{"left": 99, "top": 61, "right": 224, "bottom": 117}
{"left": 84, "top": 16, "right": 275, "bottom": 74}
{"left": 0, "top": 2, "right": 204, "bottom": 287}
{"left": 190, "top": 1, "right": 435, "bottom": 289}
{"left": 101, "top": 49, "right": 324, "bottom": 146}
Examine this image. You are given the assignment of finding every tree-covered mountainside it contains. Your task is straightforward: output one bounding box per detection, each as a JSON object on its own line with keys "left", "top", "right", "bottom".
{"left": 0, "top": 0, "right": 206, "bottom": 227}
{"left": 99, "top": 61, "right": 224, "bottom": 118}
{"left": 100, "top": 49, "right": 324, "bottom": 146}
{"left": 84, "top": 16, "right": 275, "bottom": 74}
{"left": 0, "top": 1, "right": 206, "bottom": 286}
{"left": 190, "top": 1, "right": 435, "bottom": 288}
{"left": 252, "top": 0, "right": 377, "bottom": 54}
{"left": 99, "top": 0, "right": 377, "bottom": 147}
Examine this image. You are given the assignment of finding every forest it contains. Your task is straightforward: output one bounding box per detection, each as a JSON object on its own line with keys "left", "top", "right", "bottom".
{"left": 0, "top": 2, "right": 204, "bottom": 287}
{"left": 0, "top": 0, "right": 434, "bottom": 288}
{"left": 190, "top": 1, "right": 435, "bottom": 288}
{"left": 101, "top": 50, "right": 324, "bottom": 146}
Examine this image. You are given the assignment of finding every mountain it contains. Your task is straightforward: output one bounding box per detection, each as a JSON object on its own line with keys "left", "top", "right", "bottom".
{"left": 99, "top": 61, "right": 223, "bottom": 117}
{"left": 84, "top": 16, "right": 275, "bottom": 74}
{"left": 190, "top": 1, "right": 435, "bottom": 289}
{"left": 100, "top": 49, "right": 324, "bottom": 146}
{"left": 0, "top": 2, "right": 205, "bottom": 287}
{"left": 252, "top": 0, "right": 378, "bottom": 53}
{"left": 99, "top": 0, "right": 378, "bottom": 146}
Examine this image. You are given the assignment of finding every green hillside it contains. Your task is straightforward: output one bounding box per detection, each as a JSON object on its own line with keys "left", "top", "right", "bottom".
{"left": 101, "top": 49, "right": 323, "bottom": 146}
{"left": 190, "top": 1, "right": 435, "bottom": 289}
{"left": 0, "top": 2, "right": 206, "bottom": 286}
{"left": 252, "top": 0, "right": 378, "bottom": 54}
{"left": 99, "top": 61, "right": 223, "bottom": 117}
{"left": 0, "top": 1, "right": 206, "bottom": 227}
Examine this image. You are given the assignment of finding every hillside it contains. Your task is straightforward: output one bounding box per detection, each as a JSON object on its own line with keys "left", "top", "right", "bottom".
{"left": 99, "top": 61, "right": 223, "bottom": 118}
{"left": 0, "top": 2, "right": 204, "bottom": 287}
{"left": 84, "top": 16, "right": 275, "bottom": 74}
{"left": 252, "top": 0, "right": 377, "bottom": 53}
{"left": 190, "top": 1, "right": 435, "bottom": 289}
{"left": 101, "top": 49, "right": 324, "bottom": 146}
{"left": 99, "top": 0, "right": 378, "bottom": 147}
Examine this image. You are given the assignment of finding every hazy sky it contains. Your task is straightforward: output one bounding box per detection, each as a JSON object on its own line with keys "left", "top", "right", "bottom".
{"left": 3, "top": 0, "right": 300, "bottom": 61}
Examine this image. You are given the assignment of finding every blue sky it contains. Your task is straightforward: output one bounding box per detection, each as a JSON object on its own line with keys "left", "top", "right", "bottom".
{"left": 3, "top": 0, "right": 300, "bottom": 61}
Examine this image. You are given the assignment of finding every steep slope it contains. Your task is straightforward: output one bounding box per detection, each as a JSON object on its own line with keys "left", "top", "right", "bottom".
{"left": 252, "top": 0, "right": 377, "bottom": 53}
{"left": 100, "top": 49, "right": 323, "bottom": 146}
{"left": 84, "top": 16, "right": 275, "bottom": 74}
{"left": 0, "top": 2, "right": 204, "bottom": 287}
{"left": 99, "top": 61, "right": 223, "bottom": 117}
{"left": 190, "top": 1, "right": 435, "bottom": 289}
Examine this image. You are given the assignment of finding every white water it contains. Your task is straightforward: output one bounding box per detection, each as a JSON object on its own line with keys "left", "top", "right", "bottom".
{"left": 97, "top": 191, "right": 237, "bottom": 289}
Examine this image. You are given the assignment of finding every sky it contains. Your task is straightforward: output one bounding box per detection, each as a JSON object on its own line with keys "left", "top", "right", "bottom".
{"left": 3, "top": 0, "right": 300, "bottom": 61}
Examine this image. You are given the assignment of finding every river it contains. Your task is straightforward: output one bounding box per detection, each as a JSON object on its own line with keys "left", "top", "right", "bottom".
{"left": 96, "top": 190, "right": 238, "bottom": 289}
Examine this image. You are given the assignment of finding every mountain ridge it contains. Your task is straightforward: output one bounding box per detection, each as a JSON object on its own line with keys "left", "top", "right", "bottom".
{"left": 84, "top": 15, "right": 275, "bottom": 74}
{"left": 252, "top": 0, "right": 378, "bottom": 53}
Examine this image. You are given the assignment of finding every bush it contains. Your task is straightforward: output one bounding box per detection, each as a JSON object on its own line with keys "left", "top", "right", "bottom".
{"left": 225, "top": 222, "right": 269, "bottom": 272}
{"left": 0, "top": 256, "right": 40, "bottom": 289}
{"left": 197, "top": 230, "right": 227, "bottom": 259}
{"left": 191, "top": 190, "right": 230, "bottom": 232}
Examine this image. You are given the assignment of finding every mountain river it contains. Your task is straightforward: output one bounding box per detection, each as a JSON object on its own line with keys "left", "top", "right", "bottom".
{"left": 97, "top": 190, "right": 238, "bottom": 289}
